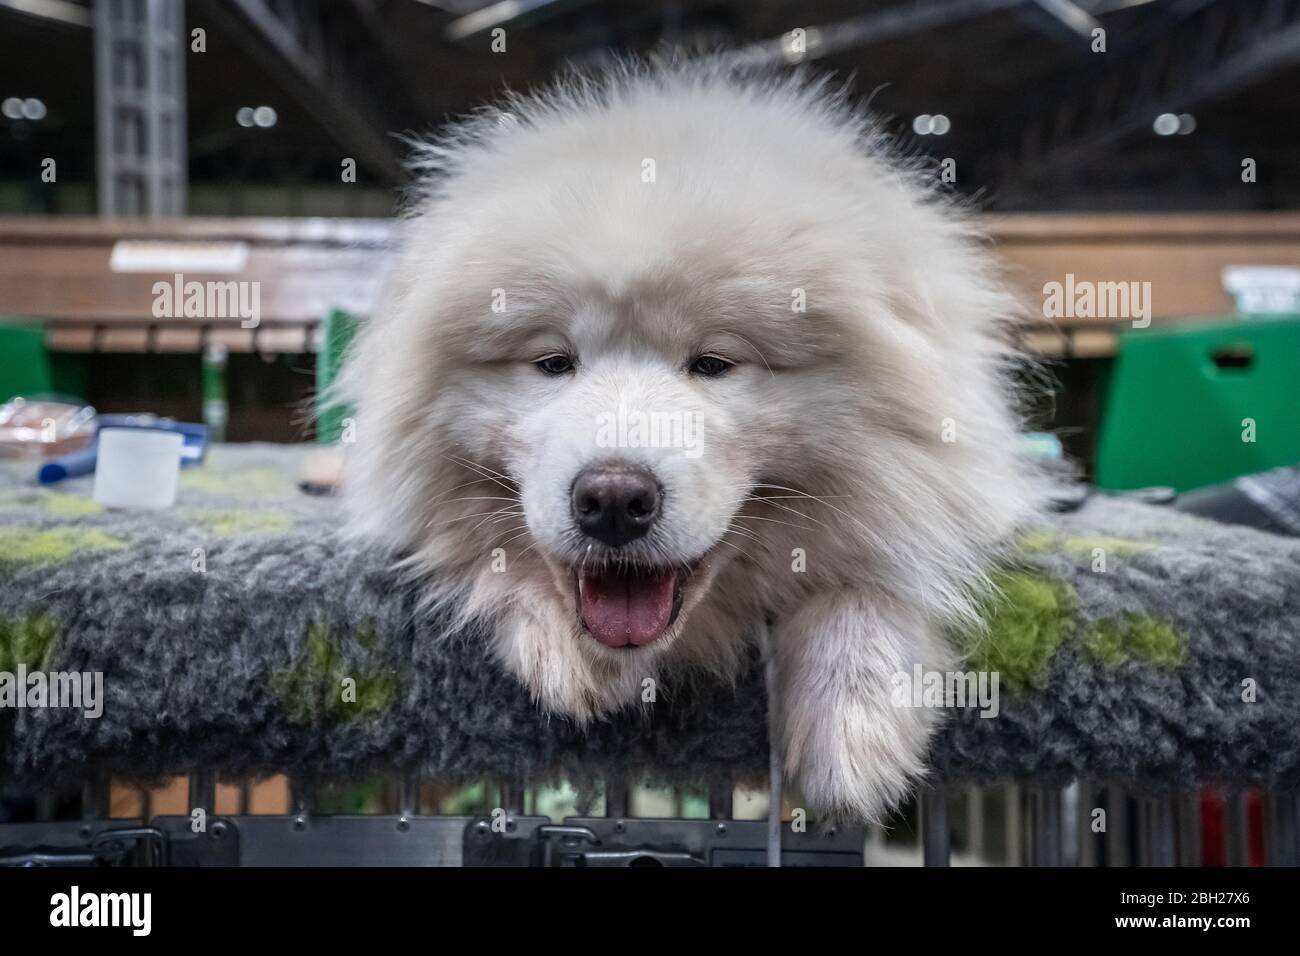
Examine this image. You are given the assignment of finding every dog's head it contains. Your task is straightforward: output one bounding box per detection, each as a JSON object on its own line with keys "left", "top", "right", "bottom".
{"left": 381, "top": 224, "right": 855, "bottom": 658}
{"left": 460, "top": 254, "right": 840, "bottom": 654}
{"left": 343, "top": 68, "right": 1033, "bottom": 678}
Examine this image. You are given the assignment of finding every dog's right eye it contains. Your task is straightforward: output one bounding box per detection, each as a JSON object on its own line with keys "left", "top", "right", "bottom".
{"left": 535, "top": 354, "right": 575, "bottom": 375}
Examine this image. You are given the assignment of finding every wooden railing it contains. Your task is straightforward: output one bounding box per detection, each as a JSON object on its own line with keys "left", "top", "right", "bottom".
{"left": 3, "top": 213, "right": 1298, "bottom": 357}
{"left": 993, "top": 213, "right": 1300, "bottom": 356}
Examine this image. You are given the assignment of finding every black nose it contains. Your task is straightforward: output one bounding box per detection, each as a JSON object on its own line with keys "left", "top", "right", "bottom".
{"left": 571, "top": 463, "right": 662, "bottom": 547}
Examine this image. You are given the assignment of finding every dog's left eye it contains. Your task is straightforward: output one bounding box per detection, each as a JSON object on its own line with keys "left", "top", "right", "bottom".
{"left": 689, "top": 355, "right": 733, "bottom": 377}
{"left": 535, "top": 354, "right": 575, "bottom": 375}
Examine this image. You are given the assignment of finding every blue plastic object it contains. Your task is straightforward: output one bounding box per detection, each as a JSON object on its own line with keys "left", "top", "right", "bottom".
{"left": 38, "top": 415, "right": 208, "bottom": 485}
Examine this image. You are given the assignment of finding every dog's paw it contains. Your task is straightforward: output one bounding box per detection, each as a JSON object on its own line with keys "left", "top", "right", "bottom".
{"left": 774, "top": 592, "right": 950, "bottom": 824}
{"left": 780, "top": 682, "right": 935, "bottom": 824}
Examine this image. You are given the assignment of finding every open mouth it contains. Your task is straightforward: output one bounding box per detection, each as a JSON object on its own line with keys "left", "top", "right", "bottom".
{"left": 573, "top": 563, "right": 694, "bottom": 649}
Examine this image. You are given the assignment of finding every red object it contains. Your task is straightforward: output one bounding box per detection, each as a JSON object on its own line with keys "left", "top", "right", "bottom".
{"left": 1199, "top": 789, "right": 1264, "bottom": 866}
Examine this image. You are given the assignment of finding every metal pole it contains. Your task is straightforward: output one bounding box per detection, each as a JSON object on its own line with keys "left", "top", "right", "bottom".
{"left": 759, "top": 619, "right": 782, "bottom": 867}
{"left": 187, "top": 770, "right": 216, "bottom": 815}
{"left": 1032, "top": 786, "right": 1061, "bottom": 867}
{"left": 399, "top": 775, "right": 421, "bottom": 817}
{"left": 1150, "top": 797, "right": 1176, "bottom": 866}
{"left": 82, "top": 773, "right": 110, "bottom": 820}
{"left": 1177, "top": 793, "right": 1201, "bottom": 867}
{"left": 1106, "top": 785, "right": 1129, "bottom": 867}
{"left": 1136, "top": 798, "right": 1151, "bottom": 866}
{"left": 290, "top": 777, "right": 315, "bottom": 817}
{"left": 604, "top": 779, "right": 629, "bottom": 818}
{"left": 1005, "top": 782, "right": 1023, "bottom": 866}
{"left": 1266, "top": 791, "right": 1297, "bottom": 866}
{"left": 967, "top": 786, "right": 985, "bottom": 861}
{"left": 500, "top": 777, "right": 525, "bottom": 816}
{"left": 922, "top": 785, "right": 951, "bottom": 866}
{"left": 1225, "top": 791, "right": 1249, "bottom": 867}
{"left": 1076, "top": 780, "right": 1097, "bottom": 868}
{"left": 708, "top": 781, "right": 733, "bottom": 820}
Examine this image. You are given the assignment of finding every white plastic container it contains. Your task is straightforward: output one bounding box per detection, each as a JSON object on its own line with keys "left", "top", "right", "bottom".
{"left": 92, "top": 428, "right": 184, "bottom": 509}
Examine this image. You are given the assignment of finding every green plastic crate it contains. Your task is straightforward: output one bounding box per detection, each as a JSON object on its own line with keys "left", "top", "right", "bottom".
{"left": 316, "top": 308, "right": 361, "bottom": 444}
{"left": 1095, "top": 315, "right": 1300, "bottom": 493}
{"left": 0, "top": 322, "right": 53, "bottom": 402}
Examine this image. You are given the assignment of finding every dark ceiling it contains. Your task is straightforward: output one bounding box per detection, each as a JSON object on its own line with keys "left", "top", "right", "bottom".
{"left": 2, "top": 0, "right": 1299, "bottom": 210}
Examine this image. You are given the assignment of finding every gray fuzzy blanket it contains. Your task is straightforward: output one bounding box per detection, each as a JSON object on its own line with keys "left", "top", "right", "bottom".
{"left": 1, "top": 444, "right": 1298, "bottom": 793}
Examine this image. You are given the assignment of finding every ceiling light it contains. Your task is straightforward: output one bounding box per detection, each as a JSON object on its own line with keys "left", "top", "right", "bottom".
{"left": 1153, "top": 113, "right": 1179, "bottom": 136}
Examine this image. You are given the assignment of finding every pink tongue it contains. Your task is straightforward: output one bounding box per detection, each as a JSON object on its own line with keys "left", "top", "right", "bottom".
{"left": 578, "top": 567, "right": 677, "bottom": 647}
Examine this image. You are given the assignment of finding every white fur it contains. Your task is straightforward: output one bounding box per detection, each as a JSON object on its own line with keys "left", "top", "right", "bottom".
{"left": 339, "top": 64, "right": 1041, "bottom": 821}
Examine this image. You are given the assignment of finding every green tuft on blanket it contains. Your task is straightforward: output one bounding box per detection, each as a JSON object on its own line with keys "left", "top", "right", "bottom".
{"left": 0, "top": 613, "right": 61, "bottom": 672}
{"left": 0, "top": 526, "right": 127, "bottom": 567}
{"left": 957, "top": 570, "right": 1077, "bottom": 693}
{"left": 270, "top": 620, "right": 402, "bottom": 723}
{"left": 1082, "top": 613, "right": 1186, "bottom": 668}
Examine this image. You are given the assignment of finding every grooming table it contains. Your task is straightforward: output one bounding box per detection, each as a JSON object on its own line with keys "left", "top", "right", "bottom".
{"left": 2, "top": 439, "right": 1300, "bottom": 858}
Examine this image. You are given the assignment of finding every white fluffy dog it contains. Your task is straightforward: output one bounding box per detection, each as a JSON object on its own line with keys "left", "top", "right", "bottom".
{"left": 341, "top": 64, "right": 1038, "bottom": 821}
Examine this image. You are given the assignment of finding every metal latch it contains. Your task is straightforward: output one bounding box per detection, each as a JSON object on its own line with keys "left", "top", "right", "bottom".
{"left": 463, "top": 817, "right": 706, "bottom": 866}
{"left": 538, "top": 824, "right": 704, "bottom": 867}
{"left": 0, "top": 817, "right": 241, "bottom": 867}
{"left": 0, "top": 824, "right": 166, "bottom": 867}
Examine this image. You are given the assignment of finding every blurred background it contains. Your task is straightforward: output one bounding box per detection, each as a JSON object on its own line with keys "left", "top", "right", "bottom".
{"left": 1, "top": 0, "right": 1299, "bottom": 483}
{"left": 5, "top": 0, "right": 1300, "bottom": 215}
{"left": 1, "top": 0, "right": 1298, "bottom": 865}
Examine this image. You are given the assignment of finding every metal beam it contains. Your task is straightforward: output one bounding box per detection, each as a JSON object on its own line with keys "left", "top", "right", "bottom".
{"left": 443, "top": 0, "right": 572, "bottom": 42}
{"left": 194, "top": 0, "right": 406, "bottom": 184}
{"left": 93, "top": 0, "right": 188, "bottom": 215}
{"left": 0, "top": 0, "right": 91, "bottom": 28}
{"left": 994, "top": 0, "right": 1300, "bottom": 188}
{"left": 1018, "top": 0, "right": 1102, "bottom": 53}
{"left": 727, "top": 0, "right": 1022, "bottom": 69}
